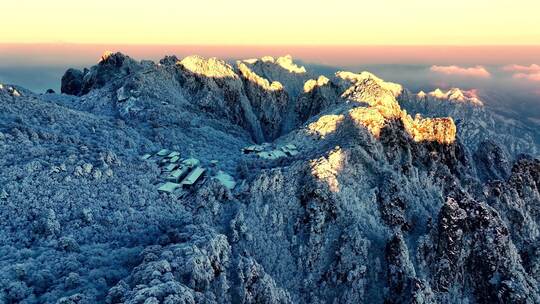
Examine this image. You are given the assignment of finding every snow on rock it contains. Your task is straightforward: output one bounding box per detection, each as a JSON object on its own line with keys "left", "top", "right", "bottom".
{"left": 240, "top": 55, "right": 311, "bottom": 100}
{"left": 424, "top": 88, "right": 484, "bottom": 106}
{"left": 0, "top": 84, "right": 22, "bottom": 97}
{"left": 310, "top": 146, "right": 345, "bottom": 192}
{"left": 237, "top": 62, "right": 289, "bottom": 140}
{"left": 401, "top": 114, "right": 456, "bottom": 144}
{"left": 303, "top": 75, "right": 330, "bottom": 94}
{"left": 307, "top": 114, "right": 345, "bottom": 138}
{"left": 275, "top": 55, "right": 307, "bottom": 74}
{"left": 237, "top": 62, "right": 283, "bottom": 92}
{"left": 338, "top": 72, "right": 457, "bottom": 144}
{"left": 399, "top": 87, "right": 537, "bottom": 156}
{"left": 106, "top": 225, "right": 231, "bottom": 304}
{"left": 349, "top": 107, "right": 387, "bottom": 138}
{"left": 1, "top": 51, "right": 539, "bottom": 304}
{"left": 236, "top": 257, "right": 292, "bottom": 304}
{"left": 179, "top": 55, "right": 238, "bottom": 79}
{"left": 61, "top": 52, "right": 141, "bottom": 96}
{"left": 336, "top": 71, "right": 403, "bottom": 98}
{"left": 296, "top": 76, "right": 342, "bottom": 123}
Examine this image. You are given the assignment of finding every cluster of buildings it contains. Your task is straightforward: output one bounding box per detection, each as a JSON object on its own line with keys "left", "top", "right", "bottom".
{"left": 141, "top": 149, "right": 236, "bottom": 196}
{"left": 242, "top": 143, "right": 299, "bottom": 160}
{"left": 145, "top": 142, "right": 300, "bottom": 196}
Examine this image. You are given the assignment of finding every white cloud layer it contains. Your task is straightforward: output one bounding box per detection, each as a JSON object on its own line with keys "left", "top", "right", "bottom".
{"left": 430, "top": 65, "right": 491, "bottom": 78}
{"left": 502, "top": 64, "right": 540, "bottom": 73}
{"left": 513, "top": 72, "right": 540, "bottom": 82}
{"left": 503, "top": 64, "right": 540, "bottom": 83}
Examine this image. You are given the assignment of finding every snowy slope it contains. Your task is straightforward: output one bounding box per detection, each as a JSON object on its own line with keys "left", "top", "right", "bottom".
{"left": 0, "top": 53, "right": 539, "bottom": 303}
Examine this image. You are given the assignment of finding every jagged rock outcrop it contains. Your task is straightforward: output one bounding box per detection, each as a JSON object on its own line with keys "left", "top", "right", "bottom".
{"left": 106, "top": 226, "right": 231, "bottom": 304}
{"left": 338, "top": 71, "right": 402, "bottom": 118}
{"left": 307, "top": 114, "right": 345, "bottom": 138}
{"left": 298, "top": 70, "right": 458, "bottom": 145}
{"left": 425, "top": 195, "right": 540, "bottom": 303}
{"left": 237, "top": 62, "right": 289, "bottom": 140}
{"left": 400, "top": 88, "right": 538, "bottom": 156}
{"left": 401, "top": 114, "right": 456, "bottom": 145}
{"left": 274, "top": 55, "right": 307, "bottom": 74}
{"left": 236, "top": 257, "right": 292, "bottom": 304}
{"left": 60, "top": 68, "right": 85, "bottom": 95}
{"left": 240, "top": 55, "right": 313, "bottom": 134}
{"left": 176, "top": 55, "right": 266, "bottom": 143}
{"left": 61, "top": 52, "right": 141, "bottom": 96}
{"left": 2, "top": 52, "right": 539, "bottom": 304}
{"left": 241, "top": 55, "right": 309, "bottom": 98}
{"left": 385, "top": 233, "right": 435, "bottom": 304}
{"left": 420, "top": 88, "right": 484, "bottom": 106}
{"left": 474, "top": 140, "right": 512, "bottom": 182}
{"left": 159, "top": 55, "right": 179, "bottom": 66}
{"left": 484, "top": 157, "right": 540, "bottom": 282}
{"left": 296, "top": 76, "right": 342, "bottom": 123}
{"left": 180, "top": 55, "right": 239, "bottom": 79}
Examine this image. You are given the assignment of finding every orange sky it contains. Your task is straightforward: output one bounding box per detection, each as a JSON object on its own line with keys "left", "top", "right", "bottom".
{"left": 1, "top": 1, "right": 539, "bottom": 68}
{"left": 1, "top": 0, "right": 539, "bottom": 45}
{"left": 1, "top": 44, "right": 540, "bottom": 67}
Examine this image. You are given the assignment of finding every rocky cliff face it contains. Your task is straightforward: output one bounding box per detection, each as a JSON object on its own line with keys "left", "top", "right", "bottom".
{"left": 296, "top": 76, "right": 343, "bottom": 123}
{"left": 399, "top": 88, "right": 539, "bottom": 156}
{"left": 61, "top": 52, "right": 142, "bottom": 96}
{"left": 237, "top": 62, "right": 290, "bottom": 140}
{"left": 0, "top": 52, "right": 538, "bottom": 303}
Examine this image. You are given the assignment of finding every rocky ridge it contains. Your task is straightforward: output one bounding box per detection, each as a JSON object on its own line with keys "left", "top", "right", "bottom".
{"left": 0, "top": 51, "right": 538, "bottom": 303}
{"left": 399, "top": 87, "right": 538, "bottom": 156}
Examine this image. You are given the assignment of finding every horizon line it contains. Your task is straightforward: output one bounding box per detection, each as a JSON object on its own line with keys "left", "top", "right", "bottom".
{"left": 3, "top": 43, "right": 540, "bottom": 47}
{"left": 2, "top": 44, "right": 540, "bottom": 67}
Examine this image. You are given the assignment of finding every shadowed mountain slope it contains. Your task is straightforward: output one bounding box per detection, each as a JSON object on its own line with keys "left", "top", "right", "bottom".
{"left": 0, "top": 52, "right": 538, "bottom": 303}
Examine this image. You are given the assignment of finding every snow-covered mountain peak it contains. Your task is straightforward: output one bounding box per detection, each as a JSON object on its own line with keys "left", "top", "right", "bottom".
{"left": 178, "top": 55, "right": 238, "bottom": 79}
{"left": 430, "top": 88, "right": 446, "bottom": 98}
{"left": 303, "top": 76, "right": 330, "bottom": 93}
{"left": 336, "top": 71, "right": 403, "bottom": 97}
{"left": 275, "top": 55, "right": 307, "bottom": 74}
{"left": 241, "top": 55, "right": 307, "bottom": 75}
{"left": 3, "top": 51, "right": 539, "bottom": 304}
{"left": 426, "top": 88, "right": 484, "bottom": 106}
{"left": 237, "top": 61, "right": 284, "bottom": 91}
{"left": 99, "top": 50, "right": 114, "bottom": 63}
{"left": 261, "top": 55, "right": 275, "bottom": 63}
{"left": 239, "top": 55, "right": 311, "bottom": 99}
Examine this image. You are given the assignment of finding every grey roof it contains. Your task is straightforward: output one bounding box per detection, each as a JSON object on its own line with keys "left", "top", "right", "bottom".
{"left": 181, "top": 167, "right": 206, "bottom": 186}
{"left": 280, "top": 144, "right": 299, "bottom": 156}
{"left": 286, "top": 149, "right": 299, "bottom": 156}
{"left": 243, "top": 144, "right": 265, "bottom": 153}
{"left": 272, "top": 150, "right": 287, "bottom": 158}
{"left": 163, "top": 163, "right": 178, "bottom": 172}
{"left": 167, "top": 166, "right": 190, "bottom": 182}
{"left": 284, "top": 144, "right": 297, "bottom": 150}
{"left": 182, "top": 158, "right": 200, "bottom": 168}
{"left": 157, "top": 149, "right": 170, "bottom": 156}
{"left": 157, "top": 182, "right": 181, "bottom": 193}
{"left": 257, "top": 150, "right": 287, "bottom": 160}
{"left": 167, "top": 151, "right": 180, "bottom": 158}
